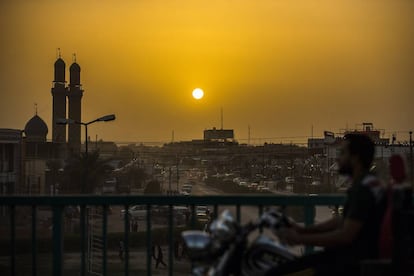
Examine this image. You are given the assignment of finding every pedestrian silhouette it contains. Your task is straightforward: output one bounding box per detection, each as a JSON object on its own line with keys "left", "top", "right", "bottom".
{"left": 155, "top": 243, "right": 167, "bottom": 268}
{"left": 118, "top": 240, "right": 124, "bottom": 261}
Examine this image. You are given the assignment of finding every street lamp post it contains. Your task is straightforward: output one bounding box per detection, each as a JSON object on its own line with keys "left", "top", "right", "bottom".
{"left": 56, "top": 114, "right": 115, "bottom": 156}
{"left": 56, "top": 114, "right": 115, "bottom": 275}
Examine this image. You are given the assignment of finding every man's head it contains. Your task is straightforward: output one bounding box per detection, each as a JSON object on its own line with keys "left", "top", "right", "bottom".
{"left": 337, "top": 133, "right": 375, "bottom": 176}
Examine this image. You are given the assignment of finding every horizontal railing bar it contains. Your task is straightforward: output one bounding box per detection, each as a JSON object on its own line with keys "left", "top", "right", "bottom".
{"left": 0, "top": 195, "right": 347, "bottom": 206}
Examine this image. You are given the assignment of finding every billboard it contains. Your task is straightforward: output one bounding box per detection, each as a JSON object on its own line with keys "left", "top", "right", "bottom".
{"left": 204, "top": 129, "right": 234, "bottom": 140}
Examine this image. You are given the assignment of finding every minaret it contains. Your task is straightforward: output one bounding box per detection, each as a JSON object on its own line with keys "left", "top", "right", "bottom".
{"left": 68, "top": 54, "right": 83, "bottom": 153}
{"left": 51, "top": 50, "right": 67, "bottom": 143}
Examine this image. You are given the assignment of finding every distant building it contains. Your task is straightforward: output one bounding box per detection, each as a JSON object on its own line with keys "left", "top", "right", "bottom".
{"left": 343, "top": 123, "right": 389, "bottom": 145}
{"left": 88, "top": 139, "right": 118, "bottom": 158}
{"left": 22, "top": 112, "right": 65, "bottom": 194}
{"left": 0, "top": 129, "right": 23, "bottom": 195}
{"left": 308, "top": 131, "right": 336, "bottom": 154}
{"left": 204, "top": 127, "right": 234, "bottom": 142}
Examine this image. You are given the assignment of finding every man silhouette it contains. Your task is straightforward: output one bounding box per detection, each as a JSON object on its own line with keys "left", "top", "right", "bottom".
{"left": 268, "top": 133, "right": 386, "bottom": 275}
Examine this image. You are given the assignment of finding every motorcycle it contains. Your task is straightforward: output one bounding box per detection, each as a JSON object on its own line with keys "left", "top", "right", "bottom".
{"left": 182, "top": 209, "right": 296, "bottom": 276}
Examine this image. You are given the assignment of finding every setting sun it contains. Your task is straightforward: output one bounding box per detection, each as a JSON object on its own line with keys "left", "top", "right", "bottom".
{"left": 192, "top": 88, "right": 204, "bottom": 100}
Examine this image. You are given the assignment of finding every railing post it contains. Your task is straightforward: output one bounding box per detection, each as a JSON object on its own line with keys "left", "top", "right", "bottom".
{"left": 52, "top": 205, "right": 63, "bottom": 276}
{"left": 80, "top": 205, "right": 86, "bottom": 276}
{"left": 304, "top": 204, "right": 315, "bottom": 254}
{"left": 168, "top": 205, "right": 174, "bottom": 276}
{"left": 258, "top": 205, "right": 264, "bottom": 233}
{"left": 236, "top": 204, "right": 241, "bottom": 223}
{"left": 146, "top": 204, "right": 152, "bottom": 276}
{"left": 32, "top": 205, "right": 37, "bottom": 276}
{"left": 191, "top": 204, "right": 196, "bottom": 227}
{"left": 124, "top": 204, "right": 129, "bottom": 276}
{"left": 102, "top": 205, "right": 108, "bottom": 276}
{"left": 10, "top": 205, "right": 15, "bottom": 276}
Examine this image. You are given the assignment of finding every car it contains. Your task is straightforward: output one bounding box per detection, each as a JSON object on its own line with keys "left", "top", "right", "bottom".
{"left": 260, "top": 187, "right": 270, "bottom": 192}
{"left": 256, "top": 185, "right": 265, "bottom": 191}
{"left": 248, "top": 183, "right": 258, "bottom": 190}
{"left": 239, "top": 181, "right": 248, "bottom": 187}
{"left": 331, "top": 206, "right": 344, "bottom": 217}
{"left": 181, "top": 184, "right": 193, "bottom": 194}
{"left": 174, "top": 206, "right": 189, "bottom": 215}
{"left": 285, "top": 177, "right": 295, "bottom": 184}
{"left": 196, "top": 205, "right": 210, "bottom": 216}
{"left": 120, "top": 205, "right": 147, "bottom": 220}
{"left": 197, "top": 213, "right": 210, "bottom": 223}
{"left": 311, "top": 181, "right": 321, "bottom": 186}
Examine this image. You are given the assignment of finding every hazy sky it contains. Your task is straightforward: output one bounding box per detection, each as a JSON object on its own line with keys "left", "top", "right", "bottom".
{"left": 1, "top": 0, "right": 413, "bottom": 144}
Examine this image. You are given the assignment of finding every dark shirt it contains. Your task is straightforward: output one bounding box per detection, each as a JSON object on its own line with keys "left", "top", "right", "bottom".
{"left": 342, "top": 174, "right": 386, "bottom": 260}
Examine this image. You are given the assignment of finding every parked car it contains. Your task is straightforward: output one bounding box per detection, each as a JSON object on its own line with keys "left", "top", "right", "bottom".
{"left": 197, "top": 213, "right": 210, "bottom": 223}
{"left": 248, "top": 183, "right": 259, "bottom": 190}
{"left": 152, "top": 206, "right": 188, "bottom": 224}
{"left": 256, "top": 185, "right": 265, "bottom": 191}
{"left": 239, "top": 181, "right": 248, "bottom": 187}
{"left": 180, "top": 191, "right": 191, "bottom": 196}
{"left": 260, "top": 187, "right": 270, "bottom": 192}
{"left": 120, "top": 205, "right": 147, "bottom": 220}
{"left": 181, "top": 184, "right": 193, "bottom": 194}
{"left": 285, "top": 177, "right": 295, "bottom": 184}
{"left": 196, "top": 205, "right": 210, "bottom": 216}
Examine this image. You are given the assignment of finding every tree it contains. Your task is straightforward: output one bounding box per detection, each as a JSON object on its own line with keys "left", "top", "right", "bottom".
{"left": 45, "top": 159, "right": 63, "bottom": 194}
{"left": 144, "top": 180, "right": 162, "bottom": 194}
{"left": 127, "top": 165, "right": 147, "bottom": 189}
{"left": 61, "top": 151, "right": 113, "bottom": 194}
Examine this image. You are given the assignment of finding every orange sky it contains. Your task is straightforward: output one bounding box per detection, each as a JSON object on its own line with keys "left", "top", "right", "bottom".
{"left": 0, "top": 0, "right": 413, "bottom": 144}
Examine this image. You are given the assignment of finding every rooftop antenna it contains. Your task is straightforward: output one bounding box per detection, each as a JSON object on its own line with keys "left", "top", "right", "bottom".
{"left": 248, "top": 125, "right": 251, "bottom": 145}
{"left": 220, "top": 107, "right": 223, "bottom": 129}
{"left": 72, "top": 53, "right": 77, "bottom": 63}
{"left": 34, "top": 103, "right": 38, "bottom": 115}
{"left": 311, "top": 124, "right": 314, "bottom": 139}
{"left": 56, "top": 48, "right": 61, "bottom": 59}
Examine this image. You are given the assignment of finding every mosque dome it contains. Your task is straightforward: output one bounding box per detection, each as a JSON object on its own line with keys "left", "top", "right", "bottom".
{"left": 24, "top": 115, "right": 48, "bottom": 142}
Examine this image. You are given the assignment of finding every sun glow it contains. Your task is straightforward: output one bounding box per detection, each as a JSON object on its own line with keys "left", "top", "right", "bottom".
{"left": 192, "top": 88, "right": 204, "bottom": 100}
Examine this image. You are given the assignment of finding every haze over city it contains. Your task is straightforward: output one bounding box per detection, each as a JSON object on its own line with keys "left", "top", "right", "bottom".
{"left": 1, "top": 0, "right": 413, "bottom": 142}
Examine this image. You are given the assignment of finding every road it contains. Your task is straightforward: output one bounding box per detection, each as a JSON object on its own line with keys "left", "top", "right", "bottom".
{"left": 182, "top": 176, "right": 336, "bottom": 255}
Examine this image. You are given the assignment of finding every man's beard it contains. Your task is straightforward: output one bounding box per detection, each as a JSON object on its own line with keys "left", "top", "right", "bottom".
{"left": 338, "top": 163, "right": 353, "bottom": 176}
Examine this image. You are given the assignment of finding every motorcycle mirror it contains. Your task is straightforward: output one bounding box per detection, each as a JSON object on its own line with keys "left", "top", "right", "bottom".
{"left": 209, "top": 210, "right": 238, "bottom": 242}
{"left": 182, "top": 231, "right": 213, "bottom": 261}
{"left": 210, "top": 220, "right": 236, "bottom": 242}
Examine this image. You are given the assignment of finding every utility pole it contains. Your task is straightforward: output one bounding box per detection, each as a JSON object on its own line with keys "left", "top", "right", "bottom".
{"left": 220, "top": 107, "right": 223, "bottom": 129}
{"left": 248, "top": 125, "right": 251, "bottom": 145}
{"left": 168, "top": 167, "right": 172, "bottom": 194}
{"left": 311, "top": 125, "right": 314, "bottom": 139}
{"left": 176, "top": 156, "right": 179, "bottom": 192}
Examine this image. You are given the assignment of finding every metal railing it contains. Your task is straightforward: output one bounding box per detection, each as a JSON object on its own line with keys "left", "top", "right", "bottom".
{"left": 0, "top": 195, "right": 346, "bottom": 276}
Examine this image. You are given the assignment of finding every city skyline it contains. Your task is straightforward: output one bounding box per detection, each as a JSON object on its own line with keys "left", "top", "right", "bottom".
{"left": 1, "top": 0, "right": 413, "bottom": 143}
